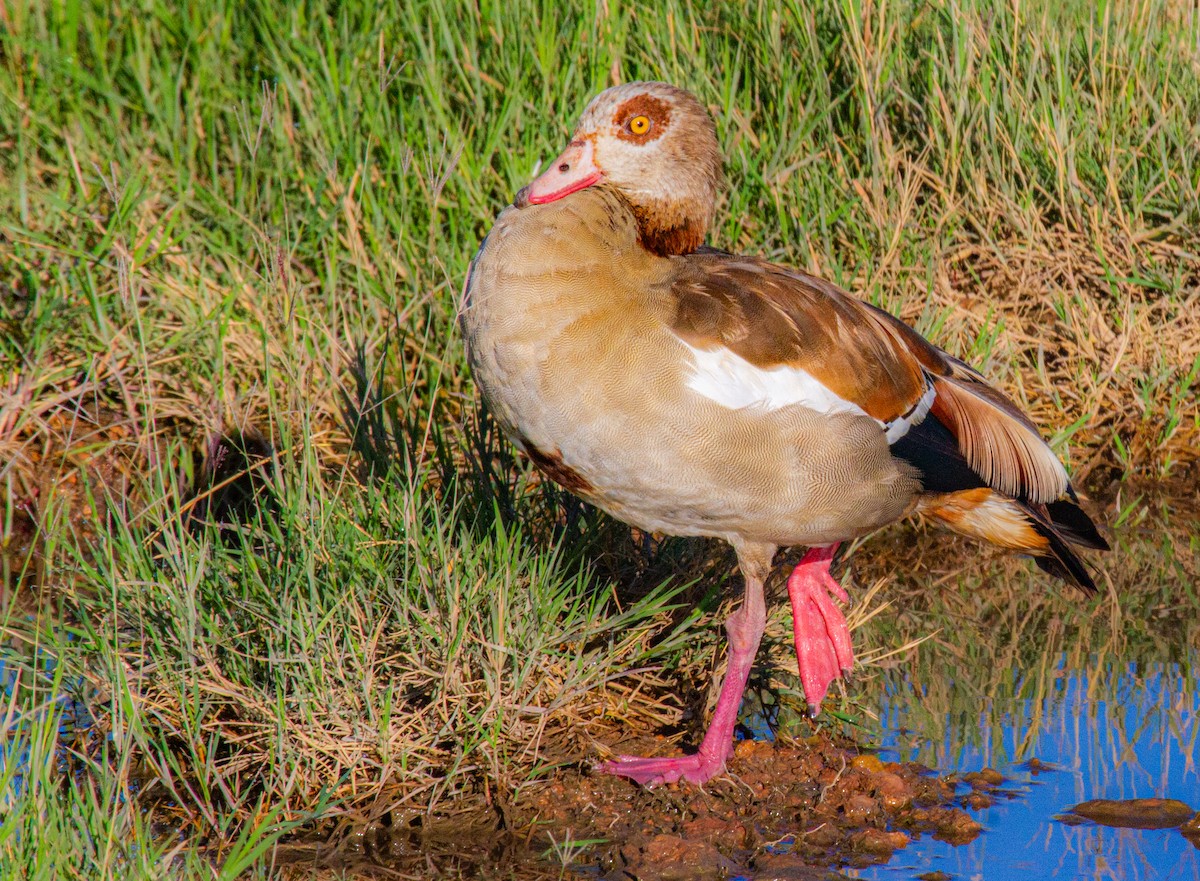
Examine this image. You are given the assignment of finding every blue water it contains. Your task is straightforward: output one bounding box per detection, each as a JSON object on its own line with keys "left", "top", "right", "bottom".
{"left": 851, "top": 659, "right": 1200, "bottom": 880}
{"left": 0, "top": 655, "right": 91, "bottom": 798}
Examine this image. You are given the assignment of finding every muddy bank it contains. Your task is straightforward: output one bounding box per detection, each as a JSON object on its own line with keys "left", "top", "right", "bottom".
{"left": 275, "top": 729, "right": 1000, "bottom": 879}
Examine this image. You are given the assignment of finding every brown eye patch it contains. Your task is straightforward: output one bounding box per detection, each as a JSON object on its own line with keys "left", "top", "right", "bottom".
{"left": 613, "top": 94, "right": 671, "bottom": 142}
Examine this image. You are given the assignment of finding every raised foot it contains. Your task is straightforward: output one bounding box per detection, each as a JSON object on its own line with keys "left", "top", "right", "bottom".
{"left": 598, "top": 751, "right": 726, "bottom": 786}
{"left": 787, "top": 545, "right": 854, "bottom": 715}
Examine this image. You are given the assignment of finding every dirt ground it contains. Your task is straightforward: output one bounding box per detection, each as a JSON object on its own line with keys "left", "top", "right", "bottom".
{"left": 273, "top": 728, "right": 1008, "bottom": 880}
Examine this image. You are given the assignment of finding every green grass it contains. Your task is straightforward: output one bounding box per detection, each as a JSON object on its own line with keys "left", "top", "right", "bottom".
{"left": 2, "top": 0, "right": 1200, "bottom": 876}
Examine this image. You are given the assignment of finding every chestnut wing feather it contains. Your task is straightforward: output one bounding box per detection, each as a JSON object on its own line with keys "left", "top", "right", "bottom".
{"left": 665, "top": 252, "right": 1070, "bottom": 504}
{"left": 667, "top": 254, "right": 932, "bottom": 423}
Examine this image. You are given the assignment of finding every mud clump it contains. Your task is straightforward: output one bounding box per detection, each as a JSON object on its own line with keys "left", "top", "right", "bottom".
{"left": 962, "top": 767, "right": 1004, "bottom": 788}
{"left": 902, "top": 807, "right": 983, "bottom": 845}
{"left": 618, "top": 835, "right": 734, "bottom": 881}
{"left": 1070, "top": 798, "right": 1197, "bottom": 830}
{"left": 1024, "top": 757, "right": 1056, "bottom": 775}
{"left": 518, "top": 730, "right": 989, "bottom": 878}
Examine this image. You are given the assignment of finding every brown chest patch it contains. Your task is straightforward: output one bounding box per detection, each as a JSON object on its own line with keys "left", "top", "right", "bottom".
{"left": 632, "top": 205, "right": 706, "bottom": 256}
{"left": 519, "top": 437, "right": 593, "bottom": 495}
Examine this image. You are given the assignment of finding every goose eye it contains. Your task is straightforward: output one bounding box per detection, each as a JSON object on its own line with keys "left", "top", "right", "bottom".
{"left": 628, "top": 115, "right": 651, "bottom": 135}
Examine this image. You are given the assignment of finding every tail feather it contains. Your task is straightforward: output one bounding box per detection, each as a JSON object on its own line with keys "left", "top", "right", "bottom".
{"left": 1045, "top": 492, "right": 1110, "bottom": 551}
{"left": 929, "top": 375, "right": 1069, "bottom": 504}
{"left": 1024, "top": 503, "right": 1100, "bottom": 594}
{"left": 891, "top": 364, "right": 1107, "bottom": 593}
{"left": 918, "top": 488, "right": 1100, "bottom": 595}
{"left": 890, "top": 362, "right": 1108, "bottom": 591}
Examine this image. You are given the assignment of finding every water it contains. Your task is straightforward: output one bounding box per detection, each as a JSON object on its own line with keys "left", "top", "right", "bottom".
{"left": 0, "top": 653, "right": 92, "bottom": 801}
{"left": 851, "top": 657, "right": 1199, "bottom": 880}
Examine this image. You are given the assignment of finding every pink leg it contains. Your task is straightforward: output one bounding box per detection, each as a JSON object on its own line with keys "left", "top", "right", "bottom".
{"left": 787, "top": 544, "right": 853, "bottom": 715}
{"left": 599, "top": 552, "right": 769, "bottom": 786}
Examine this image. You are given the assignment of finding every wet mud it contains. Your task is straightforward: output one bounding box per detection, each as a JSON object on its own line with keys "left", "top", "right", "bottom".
{"left": 276, "top": 729, "right": 1005, "bottom": 879}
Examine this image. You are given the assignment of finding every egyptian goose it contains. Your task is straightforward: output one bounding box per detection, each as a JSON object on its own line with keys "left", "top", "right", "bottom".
{"left": 460, "top": 82, "right": 1107, "bottom": 786}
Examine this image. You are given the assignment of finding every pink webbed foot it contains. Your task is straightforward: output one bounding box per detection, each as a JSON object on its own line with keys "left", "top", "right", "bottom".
{"left": 598, "top": 746, "right": 730, "bottom": 786}
{"left": 787, "top": 544, "right": 854, "bottom": 714}
{"left": 600, "top": 548, "right": 771, "bottom": 787}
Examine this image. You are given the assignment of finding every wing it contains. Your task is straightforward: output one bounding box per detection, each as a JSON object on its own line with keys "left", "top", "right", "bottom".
{"left": 662, "top": 251, "right": 1106, "bottom": 590}
{"left": 664, "top": 252, "right": 1070, "bottom": 504}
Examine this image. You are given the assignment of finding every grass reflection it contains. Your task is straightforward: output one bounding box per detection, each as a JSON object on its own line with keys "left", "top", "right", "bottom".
{"left": 846, "top": 485, "right": 1199, "bottom": 881}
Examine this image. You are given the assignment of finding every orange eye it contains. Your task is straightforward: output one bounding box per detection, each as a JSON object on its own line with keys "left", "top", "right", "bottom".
{"left": 628, "top": 115, "right": 651, "bottom": 135}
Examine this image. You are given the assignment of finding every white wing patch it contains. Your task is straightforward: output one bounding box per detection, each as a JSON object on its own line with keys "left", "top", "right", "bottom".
{"left": 683, "top": 342, "right": 869, "bottom": 418}
{"left": 683, "top": 341, "right": 936, "bottom": 442}
{"left": 882, "top": 383, "right": 936, "bottom": 443}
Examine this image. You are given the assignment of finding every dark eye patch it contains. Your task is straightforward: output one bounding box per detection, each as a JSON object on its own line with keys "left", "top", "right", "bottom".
{"left": 612, "top": 94, "right": 671, "bottom": 142}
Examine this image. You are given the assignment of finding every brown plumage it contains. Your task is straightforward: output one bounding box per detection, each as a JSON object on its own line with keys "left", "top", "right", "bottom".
{"left": 668, "top": 254, "right": 931, "bottom": 423}
{"left": 461, "top": 81, "right": 1108, "bottom": 786}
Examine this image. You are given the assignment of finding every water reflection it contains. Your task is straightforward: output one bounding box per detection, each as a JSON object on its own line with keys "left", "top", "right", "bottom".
{"left": 854, "top": 656, "right": 1199, "bottom": 880}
